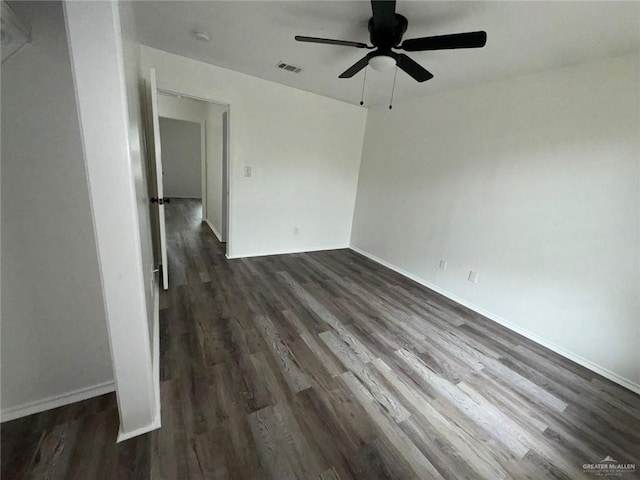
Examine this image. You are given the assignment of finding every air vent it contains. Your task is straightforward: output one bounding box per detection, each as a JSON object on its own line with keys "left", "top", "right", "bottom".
{"left": 276, "top": 61, "right": 302, "bottom": 74}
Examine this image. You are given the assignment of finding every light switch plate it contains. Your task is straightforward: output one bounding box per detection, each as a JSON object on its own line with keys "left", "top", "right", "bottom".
{"left": 468, "top": 270, "right": 479, "bottom": 283}
{"left": 244, "top": 166, "right": 252, "bottom": 177}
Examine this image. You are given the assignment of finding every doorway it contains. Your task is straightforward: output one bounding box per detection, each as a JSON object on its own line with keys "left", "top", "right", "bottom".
{"left": 147, "top": 71, "right": 231, "bottom": 290}
{"left": 156, "top": 91, "right": 229, "bottom": 243}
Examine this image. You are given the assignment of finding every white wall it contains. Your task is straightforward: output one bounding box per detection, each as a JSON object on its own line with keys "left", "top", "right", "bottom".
{"left": 65, "top": 0, "right": 158, "bottom": 440}
{"left": 157, "top": 93, "right": 207, "bottom": 122}
{"left": 139, "top": 46, "right": 368, "bottom": 258}
{"left": 159, "top": 117, "right": 202, "bottom": 198}
{"left": 351, "top": 54, "right": 640, "bottom": 391}
{"left": 1, "top": 1, "right": 113, "bottom": 419}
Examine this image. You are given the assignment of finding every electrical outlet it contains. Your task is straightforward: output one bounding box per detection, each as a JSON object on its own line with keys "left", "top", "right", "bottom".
{"left": 468, "top": 270, "right": 479, "bottom": 283}
{"left": 244, "top": 166, "right": 252, "bottom": 177}
{"left": 439, "top": 260, "right": 447, "bottom": 271}
{"left": 293, "top": 227, "right": 299, "bottom": 235}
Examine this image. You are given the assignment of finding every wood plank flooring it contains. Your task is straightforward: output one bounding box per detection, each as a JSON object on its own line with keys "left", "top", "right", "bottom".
{"left": 3, "top": 198, "right": 639, "bottom": 479}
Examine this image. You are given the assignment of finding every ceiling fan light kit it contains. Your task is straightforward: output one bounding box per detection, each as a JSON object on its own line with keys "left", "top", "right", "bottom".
{"left": 295, "top": 0, "right": 487, "bottom": 106}
{"left": 369, "top": 54, "right": 396, "bottom": 71}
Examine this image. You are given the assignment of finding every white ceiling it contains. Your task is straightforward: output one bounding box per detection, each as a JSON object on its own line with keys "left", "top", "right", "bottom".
{"left": 133, "top": 1, "right": 640, "bottom": 106}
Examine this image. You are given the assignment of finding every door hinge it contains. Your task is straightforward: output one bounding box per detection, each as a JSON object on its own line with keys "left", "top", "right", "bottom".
{"left": 150, "top": 197, "right": 171, "bottom": 205}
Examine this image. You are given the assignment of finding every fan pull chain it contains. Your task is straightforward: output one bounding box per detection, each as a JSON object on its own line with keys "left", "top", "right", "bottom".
{"left": 389, "top": 65, "right": 398, "bottom": 110}
{"left": 359, "top": 67, "right": 368, "bottom": 106}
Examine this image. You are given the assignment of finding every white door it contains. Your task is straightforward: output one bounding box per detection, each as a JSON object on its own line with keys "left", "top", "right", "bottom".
{"left": 148, "top": 68, "right": 169, "bottom": 290}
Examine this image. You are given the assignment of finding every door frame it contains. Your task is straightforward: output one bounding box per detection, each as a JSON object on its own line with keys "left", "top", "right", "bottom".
{"left": 148, "top": 69, "right": 169, "bottom": 290}
{"left": 155, "top": 95, "right": 208, "bottom": 221}
{"left": 154, "top": 82, "right": 232, "bottom": 255}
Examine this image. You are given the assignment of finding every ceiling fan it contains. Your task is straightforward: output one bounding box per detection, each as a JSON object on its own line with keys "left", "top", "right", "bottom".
{"left": 295, "top": 0, "right": 487, "bottom": 83}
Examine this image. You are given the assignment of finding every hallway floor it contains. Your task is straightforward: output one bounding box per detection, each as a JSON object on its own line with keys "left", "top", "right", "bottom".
{"left": 3, "top": 198, "right": 639, "bottom": 479}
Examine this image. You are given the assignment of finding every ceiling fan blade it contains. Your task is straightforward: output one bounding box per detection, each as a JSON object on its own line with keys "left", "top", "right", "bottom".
{"left": 401, "top": 31, "right": 487, "bottom": 52}
{"left": 397, "top": 54, "right": 433, "bottom": 82}
{"left": 295, "top": 36, "right": 369, "bottom": 49}
{"left": 339, "top": 56, "right": 370, "bottom": 78}
{"left": 371, "top": 0, "right": 396, "bottom": 36}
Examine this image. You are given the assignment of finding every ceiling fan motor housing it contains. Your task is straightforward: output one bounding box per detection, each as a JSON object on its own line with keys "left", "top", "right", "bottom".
{"left": 368, "top": 14, "right": 407, "bottom": 50}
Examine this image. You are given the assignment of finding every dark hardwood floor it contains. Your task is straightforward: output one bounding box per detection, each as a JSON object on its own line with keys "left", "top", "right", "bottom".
{"left": 3, "top": 198, "right": 639, "bottom": 479}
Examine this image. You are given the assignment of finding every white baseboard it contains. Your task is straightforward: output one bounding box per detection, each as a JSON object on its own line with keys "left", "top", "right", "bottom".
{"left": 350, "top": 245, "right": 640, "bottom": 396}
{"left": 204, "top": 218, "right": 222, "bottom": 242}
{"left": 117, "top": 412, "right": 161, "bottom": 443}
{"left": 1, "top": 380, "right": 116, "bottom": 422}
{"left": 227, "top": 244, "right": 348, "bottom": 260}
{"left": 117, "top": 275, "right": 162, "bottom": 443}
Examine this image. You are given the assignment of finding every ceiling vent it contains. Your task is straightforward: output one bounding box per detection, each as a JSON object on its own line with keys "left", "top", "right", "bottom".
{"left": 276, "top": 61, "right": 302, "bottom": 74}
